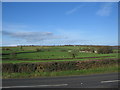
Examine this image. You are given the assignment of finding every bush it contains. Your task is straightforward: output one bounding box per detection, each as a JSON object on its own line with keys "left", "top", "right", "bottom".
{"left": 97, "top": 46, "right": 113, "bottom": 54}
{"left": 2, "top": 63, "right": 14, "bottom": 73}
{"left": 36, "top": 48, "right": 40, "bottom": 52}
{"left": 69, "top": 49, "right": 79, "bottom": 58}
{"left": 79, "top": 47, "right": 95, "bottom": 53}
{"left": 2, "top": 48, "right": 11, "bottom": 51}
{"left": 36, "top": 48, "right": 50, "bottom": 52}
{"left": 36, "top": 48, "right": 45, "bottom": 52}
{"left": 2, "top": 58, "right": 118, "bottom": 73}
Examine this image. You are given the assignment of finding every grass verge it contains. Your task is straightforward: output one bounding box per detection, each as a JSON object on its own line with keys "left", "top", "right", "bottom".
{"left": 2, "top": 57, "right": 117, "bottom": 64}
{"left": 2, "top": 64, "right": 119, "bottom": 79}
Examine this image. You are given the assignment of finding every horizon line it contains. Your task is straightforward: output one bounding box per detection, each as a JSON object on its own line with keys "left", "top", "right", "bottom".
{"left": 1, "top": 44, "right": 120, "bottom": 47}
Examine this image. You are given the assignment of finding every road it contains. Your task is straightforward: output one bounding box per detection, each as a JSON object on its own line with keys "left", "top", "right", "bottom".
{"left": 2, "top": 73, "right": 119, "bottom": 88}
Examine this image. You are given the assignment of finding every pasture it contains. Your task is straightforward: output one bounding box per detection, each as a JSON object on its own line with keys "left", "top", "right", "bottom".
{"left": 1, "top": 45, "right": 119, "bottom": 78}
{"left": 1, "top": 45, "right": 119, "bottom": 63}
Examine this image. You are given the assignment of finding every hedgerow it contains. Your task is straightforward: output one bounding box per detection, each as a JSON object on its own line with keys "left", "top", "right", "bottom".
{"left": 2, "top": 58, "right": 119, "bottom": 73}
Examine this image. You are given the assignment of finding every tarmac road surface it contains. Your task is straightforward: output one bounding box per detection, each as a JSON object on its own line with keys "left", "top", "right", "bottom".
{"left": 2, "top": 72, "right": 119, "bottom": 88}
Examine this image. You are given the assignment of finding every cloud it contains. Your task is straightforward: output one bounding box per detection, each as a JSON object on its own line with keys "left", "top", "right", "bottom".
{"left": 66, "top": 5, "right": 83, "bottom": 15}
{"left": 96, "top": 3, "right": 114, "bottom": 16}
{"left": 2, "top": 30, "right": 65, "bottom": 43}
{"left": 2, "top": 30, "right": 12, "bottom": 35}
{"left": 2, "top": 30, "right": 95, "bottom": 45}
{"left": 66, "top": 7, "right": 80, "bottom": 14}
{"left": 2, "top": 30, "right": 116, "bottom": 46}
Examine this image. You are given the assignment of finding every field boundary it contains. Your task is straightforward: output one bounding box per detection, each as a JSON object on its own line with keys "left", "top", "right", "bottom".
{"left": 2, "top": 58, "right": 119, "bottom": 73}
{"left": 2, "top": 55, "right": 116, "bottom": 61}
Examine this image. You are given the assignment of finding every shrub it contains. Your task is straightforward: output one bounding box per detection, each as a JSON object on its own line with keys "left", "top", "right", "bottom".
{"left": 36, "top": 48, "right": 40, "bottom": 52}
{"left": 79, "top": 47, "right": 95, "bottom": 53}
{"left": 36, "top": 48, "right": 45, "bottom": 52}
{"left": 20, "top": 46, "right": 23, "bottom": 50}
{"left": 2, "top": 58, "right": 118, "bottom": 73}
{"left": 2, "top": 63, "right": 14, "bottom": 73}
{"left": 90, "top": 48, "right": 95, "bottom": 53}
{"left": 36, "top": 48, "right": 49, "bottom": 52}
{"left": 69, "top": 49, "right": 79, "bottom": 58}
{"left": 2, "top": 48, "right": 11, "bottom": 51}
{"left": 97, "top": 46, "right": 113, "bottom": 54}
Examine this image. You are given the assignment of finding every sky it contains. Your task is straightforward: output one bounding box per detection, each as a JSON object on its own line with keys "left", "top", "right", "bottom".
{"left": 2, "top": 2, "right": 118, "bottom": 46}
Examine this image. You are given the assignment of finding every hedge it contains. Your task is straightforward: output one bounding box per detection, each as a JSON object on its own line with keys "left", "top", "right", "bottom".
{"left": 2, "top": 58, "right": 119, "bottom": 73}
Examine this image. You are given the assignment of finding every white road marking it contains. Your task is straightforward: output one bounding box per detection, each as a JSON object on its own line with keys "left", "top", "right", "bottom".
{"left": 101, "top": 80, "right": 120, "bottom": 83}
{"left": 2, "top": 84, "right": 68, "bottom": 88}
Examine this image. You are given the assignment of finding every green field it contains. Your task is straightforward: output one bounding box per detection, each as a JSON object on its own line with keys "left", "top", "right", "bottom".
{"left": 2, "top": 45, "right": 119, "bottom": 63}
{"left": 2, "top": 45, "right": 119, "bottom": 79}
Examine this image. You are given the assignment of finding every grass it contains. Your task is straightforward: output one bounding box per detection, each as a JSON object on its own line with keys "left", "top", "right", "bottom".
{"left": 2, "top": 46, "right": 119, "bottom": 79}
{"left": 1, "top": 56, "right": 117, "bottom": 64}
{"left": 2, "top": 64, "right": 119, "bottom": 79}
{"left": 2, "top": 49, "right": 118, "bottom": 61}
{"left": 2, "top": 51, "right": 118, "bottom": 59}
{"left": 2, "top": 46, "right": 119, "bottom": 60}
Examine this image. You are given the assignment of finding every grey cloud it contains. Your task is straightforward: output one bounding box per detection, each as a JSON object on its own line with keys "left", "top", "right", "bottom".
{"left": 2, "top": 30, "right": 64, "bottom": 42}
{"left": 2, "top": 30, "right": 103, "bottom": 45}
{"left": 2, "top": 31, "right": 12, "bottom": 35}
